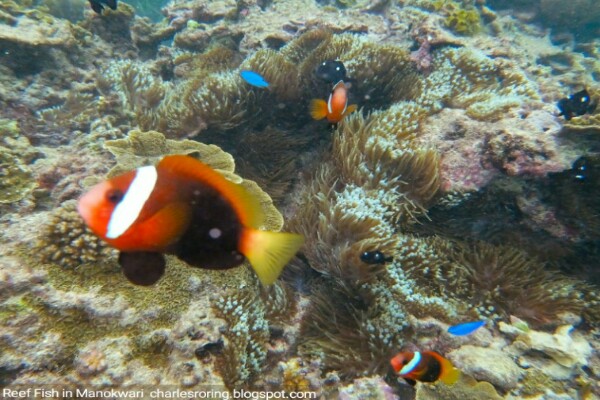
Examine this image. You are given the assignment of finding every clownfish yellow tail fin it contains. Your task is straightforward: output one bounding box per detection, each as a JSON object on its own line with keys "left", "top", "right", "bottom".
{"left": 439, "top": 358, "right": 461, "bottom": 385}
{"left": 240, "top": 229, "right": 304, "bottom": 285}
{"left": 310, "top": 99, "right": 328, "bottom": 120}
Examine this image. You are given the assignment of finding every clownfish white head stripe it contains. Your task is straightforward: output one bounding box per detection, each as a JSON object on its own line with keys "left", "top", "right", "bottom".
{"left": 327, "top": 92, "right": 333, "bottom": 114}
{"left": 399, "top": 351, "right": 421, "bottom": 375}
{"left": 106, "top": 166, "right": 158, "bottom": 239}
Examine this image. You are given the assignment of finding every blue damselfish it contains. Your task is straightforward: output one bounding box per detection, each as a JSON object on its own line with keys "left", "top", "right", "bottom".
{"left": 447, "top": 320, "right": 485, "bottom": 336}
{"left": 240, "top": 70, "right": 269, "bottom": 88}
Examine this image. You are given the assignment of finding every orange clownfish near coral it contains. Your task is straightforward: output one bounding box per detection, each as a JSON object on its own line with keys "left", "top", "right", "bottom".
{"left": 390, "top": 351, "right": 461, "bottom": 386}
{"left": 309, "top": 80, "right": 357, "bottom": 124}
{"left": 77, "top": 155, "right": 304, "bottom": 286}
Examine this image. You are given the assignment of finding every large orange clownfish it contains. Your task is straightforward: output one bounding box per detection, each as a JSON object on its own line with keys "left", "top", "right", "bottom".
{"left": 78, "top": 155, "right": 304, "bottom": 286}
{"left": 390, "top": 351, "right": 461, "bottom": 386}
{"left": 309, "top": 80, "right": 357, "bottom": 124}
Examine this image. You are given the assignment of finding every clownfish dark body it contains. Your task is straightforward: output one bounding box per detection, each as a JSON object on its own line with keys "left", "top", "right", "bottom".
{"left": 557, "top": 89, "right": 597, "bottom": 120}
{"left": 315, "top": 60, "right": 348, "bottom": 84}
{"left": 78, "top": 155, "right": 304, "bottom": 286}
{"left": 391, "top": 351, "right": 460, "bottom": 386}
{"left": 89, "top": 0, "right": 117, "bottom": 14}
{"left": 310, "top": 80, "right": 357, "bottom": 124}
{"left": 360, "top": 250, "right": 393, "bottom": 265}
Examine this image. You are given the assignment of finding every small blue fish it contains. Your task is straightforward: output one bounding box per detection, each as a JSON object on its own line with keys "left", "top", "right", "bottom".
{"left": 447, "top": 320, "right": 485, "bottom": 336}
{"left": 240, "top": 70, "right": 269, "bottom": 88}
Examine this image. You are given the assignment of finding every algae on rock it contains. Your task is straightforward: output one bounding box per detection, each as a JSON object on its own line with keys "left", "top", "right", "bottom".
{"left": 0, "top": 148, "right": 36, "bottom": 204}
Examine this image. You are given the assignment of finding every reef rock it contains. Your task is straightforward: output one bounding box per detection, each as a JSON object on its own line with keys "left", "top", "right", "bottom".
{"left": 415, "top": 374, "right": 502, "bottom": 400}
{"left": 338, "top": 376, "right": 396, "bottom": 400}
{"left": 0, "top": 148, "right": 36, "bottom": 204}
{"left": 515, "top": 325, "right": 592, "bottom": 368}
{"left": 448, "top": 345, "right": 523, "bottom": 391}
{"left": 0, "top": 15, "right": 75, "bottom": 47}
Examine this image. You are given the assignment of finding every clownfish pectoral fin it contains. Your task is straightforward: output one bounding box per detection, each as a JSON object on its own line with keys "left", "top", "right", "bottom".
{"left": 138, "top": 202, "right": 192, "bottom": 249}
{"left": 158, "top": 155, "right": 265, "bottom": 228}
{"left": 439, "top": 358, "right": 461, "bottom": 385}
{"left": 310, "top": 99, "right": 328, "bottom": 120}
{"left": 344, "top": 104, "right": 357, "bottom": 116}
{"left": 239, "top": 228, "right": 304, "bottom": 285}
{"left": 119, "top": 251, "right": 166, "bottom": 286}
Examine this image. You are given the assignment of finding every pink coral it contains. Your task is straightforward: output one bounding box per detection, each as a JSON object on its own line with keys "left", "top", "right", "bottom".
{"left": 421, "top": 109, "right": 574, "bottom": 193}
{"left": 410, "top": 39, "right": 433, "bottom": 75}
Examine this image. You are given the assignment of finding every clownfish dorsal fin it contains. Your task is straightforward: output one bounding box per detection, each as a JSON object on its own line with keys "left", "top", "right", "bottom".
{"left": 157, "top": 155, "right": 265, "bottom": 228}
{"left": 239, "top": 228, "right": 304, "bottom": 285}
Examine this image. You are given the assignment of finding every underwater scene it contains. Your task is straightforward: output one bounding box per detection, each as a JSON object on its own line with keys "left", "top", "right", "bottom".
{"left": 1, "top": 0, "right": 600, "bottom": 399}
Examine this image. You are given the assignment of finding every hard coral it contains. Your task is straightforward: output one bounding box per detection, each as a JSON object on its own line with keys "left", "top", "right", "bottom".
{"left": 36, "top": 200, "right": 116, "bottom": 269}
{"left": 415, "top": 373, "right": 502, "bottom": 400}
{"left": 104, "top": 129, "right": 235, "bottom": 177}
{"left": 445, "top": 7, "right": 482, "bottom": 36}
{"left": 0, "top": 149, "right": 36, "bottom": 204}
{"left": 0, "top": 13, "right": 76, "bottom": 47}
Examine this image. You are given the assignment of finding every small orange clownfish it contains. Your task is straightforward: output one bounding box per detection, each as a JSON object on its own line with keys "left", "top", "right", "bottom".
{"left": 77, "top": 155, "right": 304, "bottom": 286}
{"left": 390, "top": 351, "right": 460, "bottom": 386}
{"left": 309, "top": 80, "right": 357, "bottom": 124}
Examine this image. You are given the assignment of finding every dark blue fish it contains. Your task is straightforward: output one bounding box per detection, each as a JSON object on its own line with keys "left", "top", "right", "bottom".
{"left": 240, "top": 70, "right": 269, "bottom": 88}
{"left": 89, "top": 0, "right": 117, "bottom": 14}
{"left": 557, "top": 89, "right": 597, "bottom": 120}
{"left": 360, "top": 250, "right": 393, "bottom": 265}
{"left": 315, "top": 60, "right": 347, "bottom": 84}
{"left": 572, "top": 157, "right": 588, "bottom": 181}
{"left": 448, "top": 320, "right": 485, "bottom": 336}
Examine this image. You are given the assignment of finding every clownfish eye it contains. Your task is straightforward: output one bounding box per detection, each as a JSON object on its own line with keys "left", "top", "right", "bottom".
{"left": 106, "top": 189, "right": 124, "bottom": 204}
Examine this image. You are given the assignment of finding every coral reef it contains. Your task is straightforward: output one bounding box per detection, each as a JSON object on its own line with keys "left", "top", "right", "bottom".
{"left": 0, "top": 120, "right": 38, "bottom": 205}
{"left": 36, "top": 200, "right": 116, "bottom": 269}
{"left": 432, "top": 241, "right": 587, "bottom": 324}
{"left": 1, "top": 130, "right": 293, "bottom": 388}
{"left": 2, "top": 0, "right": 600, "bottom": 397}
{"left": 449, "top": 345, "right": 523, "bottom": 390}
{"left": 0, "top": 149, "right": 36, "bottom": 204}
{"left": 415, "top": 375, "right": 502, "bottom": 400}
{"left": 213, "top": 283, "right": 270, "bottom": 388}
{"left": 103, "top": 129, "right": 235, "bottom": 177}
{"left": 445, "top": 7, "right": 482, "bottom": 36}
{"left": 0, "top": 12, "right": 76, "bottom": 47}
